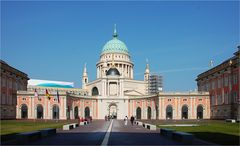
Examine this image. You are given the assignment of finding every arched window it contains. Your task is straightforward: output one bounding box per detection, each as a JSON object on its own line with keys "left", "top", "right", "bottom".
{"left": 136, "top": 107, "right": 141, "bottom": 119}
{"left": 52, "top": 105, "right": 59, "bottom": 119}
{"left": 21, "top": 104, "right": 28, "bottom": 119}
{"left": 92, "top": 87, "right": 99, "bottom": 96}
{"left": 197, "top": 105, "right": 203, "bottom": 119}
{"left": 85, "top": 107, "right": 90, "bottom": 118}
{"left": 74, "top": 106, "right": 79, "bottom": 119}
{"left": 147, "top": 106, "right": 151, "bottom": 119}
{"left": 182, "top": 105, "right": 188, "bottom": 119}
{"left": 37, "top": 104, "right": 44, "bottom": 119}
{"left": 166, "top": 105, "right": 173, "bottom": 119}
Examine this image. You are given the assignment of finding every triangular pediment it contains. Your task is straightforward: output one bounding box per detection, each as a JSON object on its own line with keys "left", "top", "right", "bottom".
{"left": 124, "top": 90, "right": 144, "bottom": 96}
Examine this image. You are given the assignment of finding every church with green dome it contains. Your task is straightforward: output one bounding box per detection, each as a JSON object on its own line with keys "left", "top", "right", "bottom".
{"left": 17, "top": 25, "right": 210, "bottom": 120}
{"left": 79, "top": 25, "right": 210, "bottom": 120}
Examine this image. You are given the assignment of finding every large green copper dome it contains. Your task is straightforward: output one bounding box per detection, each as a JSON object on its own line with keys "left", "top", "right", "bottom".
{"left": 102, "top": 25, "right": 129, "bottom": 54}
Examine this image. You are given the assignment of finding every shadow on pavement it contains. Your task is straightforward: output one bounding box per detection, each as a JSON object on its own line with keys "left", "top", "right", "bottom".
{"left": 3, "top": 132, "right": 185, "bottom": 145}
{"left": 190, "top": 132, "right": 240, "bottom": 145}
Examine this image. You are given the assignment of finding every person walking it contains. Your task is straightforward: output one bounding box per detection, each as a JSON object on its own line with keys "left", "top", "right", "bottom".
{"left": 105, "top": 115, "right": 108, "bottom": 121}
{"left": 130, "top": 115, "right": 135, "bottom": 125}
{"left": 124, "top": 116, "right": 128, "bottom": 125}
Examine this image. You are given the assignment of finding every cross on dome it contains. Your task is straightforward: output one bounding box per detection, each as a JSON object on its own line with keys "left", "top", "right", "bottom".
{"left": 113, "top": 24, "right": 118, "bottom": 38}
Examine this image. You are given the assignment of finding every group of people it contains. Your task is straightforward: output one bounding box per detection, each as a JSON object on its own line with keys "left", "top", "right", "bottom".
{"left": 104, "top": 115, "right": 111, "bottom": 121}
{"left": 104, "top": 115, "right": 136, "bottom": 126}
{"left": 78, "top": 116, "right": 92, "bottom": 123}
{"left": 105, "top": 115, "right": 118, "bottom": 121}
{"left": 124, "top": 115, "right": 135, "bottom": 126}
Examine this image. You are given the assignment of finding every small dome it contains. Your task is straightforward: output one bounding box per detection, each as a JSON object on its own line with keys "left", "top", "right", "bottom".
{"left": 106, "top": 68, "right": 120, "bottom": 76}
{"left": 102, "top": 38, "right": 128, "bottom": 54}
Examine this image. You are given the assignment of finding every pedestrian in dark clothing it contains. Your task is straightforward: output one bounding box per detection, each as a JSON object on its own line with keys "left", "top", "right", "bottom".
{"left": 105, "top": 115, "right": 108, "bottom": 121}
{"left": 130, "top": 116, "right": 135, "bottom": 125}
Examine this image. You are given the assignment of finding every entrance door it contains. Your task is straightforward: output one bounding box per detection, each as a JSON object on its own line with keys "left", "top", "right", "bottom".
{"left": 147, "top": 106, "right": 151, "bottom": 119}
{"left": 136, "top": 107, "right": 141, "bottom": 119}
{"left": 85, "top": 107, "right": 90, "bottom": 118}
{"left": 109, "top": 104, "right": 117, "bottom": 119}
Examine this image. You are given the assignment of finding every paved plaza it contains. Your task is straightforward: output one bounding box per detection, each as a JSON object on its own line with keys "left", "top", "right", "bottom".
{"left": 12, "top": 120, "right": 213, "bottom": 146}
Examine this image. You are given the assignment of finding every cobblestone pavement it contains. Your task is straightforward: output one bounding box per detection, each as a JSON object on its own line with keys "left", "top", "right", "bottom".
{"left": 16, "top": 119, "right": 211, "bottom": 146}
{"left": 108, "top": 120, "right": 182, "bottom": 146}
{"left": 27, "top": 120, "right": 110, "bottom": 145}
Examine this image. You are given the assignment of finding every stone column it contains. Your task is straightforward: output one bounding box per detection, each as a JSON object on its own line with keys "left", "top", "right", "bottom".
{"left": 131, "top": 100, "right": 134, "bottom": 116}
{"left": 92, "top": 100, "right": 95, "bottom": 118}
{"left": 108, "top": 82, "right": 110, "bottom": 96}
{"left": 63, "top": 97, "right": 67, "bottom": 119}
{"left": 193, "top": 97, "right": 196, "bottom": 119}
{"left": 162, "top": 97, "right": 165, "bottom": 119}
{"left": 78, "top": 105, "right": 81, "bottom": 118}
{"left": 152, "top": 101, "right": 156, "bottom": 119}
{"left": 178, "top": 97, "right": 181, "bottom": 119}
{"left": 30, "top": 96, "right": 33, "bottom": 119}
{"left": 48, "top": 100, "right": 51, "bottom": 119}
{"left": 97, "top": 67, "right": 99, "bottom": 78}
{"left": 16, "top": 105, "right": 20, "bottom": 119}
{"left": 204, "top": 99, "right": 207, "bottom": 118}
{"left": 158, "top": 98, "right": 161, "bottom": 119}
{"left": 131, "top": 67, "right": 134, "bottom": 79}
{"left": 44, "top": 98, "right": 47, "bottom": 119}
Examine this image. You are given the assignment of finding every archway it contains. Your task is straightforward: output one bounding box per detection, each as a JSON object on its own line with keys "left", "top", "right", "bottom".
{"left": 92, "top": 87, "right": 99, "bottom": 96}
{"left": 109, "top": 103, "right": 117, "bottom": 119}
{"left": 74, "top": 106, "right": 79, "bottom": 119}
{"left": 52, "top": 105, "right": 59, "bottom": 119}
{"left": 197, "top": 105, "right": 203, "bottom": 119}
{"left": 166, "top": 105, "right": 173, "bottom": 119}
{"left": 182, "top": 105, "right": 188, "bottom": 119}
{"left": 147, "top": 106, "right": 151, "bottom": 119}
{"left": 37, "top": 104, "right": 44, "bottom": 119}
{"left": 136, "top": 107, "right": 141, "bottom": 119}
{"left": 85, "top": 107, "right": 90, "bottom": 118}
{"left": 21, "top": 104, "right": 28, "bottom": 119}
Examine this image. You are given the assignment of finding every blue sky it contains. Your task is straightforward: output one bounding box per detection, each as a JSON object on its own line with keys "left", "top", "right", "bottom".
{"left": 1, "top": 1, "right": 239, "bottom": 91}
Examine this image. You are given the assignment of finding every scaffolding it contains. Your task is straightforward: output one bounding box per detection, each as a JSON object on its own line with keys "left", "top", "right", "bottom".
{"left": 148, "top": 74, "right": 163, "bottom": 94}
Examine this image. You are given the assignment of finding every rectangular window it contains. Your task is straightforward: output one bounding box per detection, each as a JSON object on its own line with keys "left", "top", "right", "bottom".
{"left": 211, "top": 96, "right": 215, "bottom": 105}
{"left": 212, "top": 81, "right": 215, "bottom": 89}
{"left": 233, "top": 74, "right": 238, "bottom": 85}
{"left": 12, "top": 96, "right": 16, "bottom": 105}
{"left": 8, "top": 79, "right": 12, "bottom": 88}
{"left": 8, "top": 94, "right": 12, "bottom": 105}
{"left": 224, "top": 76, "right": 228, "bottom": 86}
{"left": 217, "top": 95, "right": 222, "bottom": 105}
{"left": 2, "top": 77, "right": 6, "bottom": 87}
{"left": 218, "top": 79, "right": 221, "bottom": 88}
{"left": 206, "top": 83, "right": 210, "bottom": 91}
{"left": 2, "top": 93, "right": 6, "bottom": 104}
{"left": 233, "top": 92, "right": 238, "bottom": 103}
{"left": 224, "top": 93, "right": 228, "bottom": 104}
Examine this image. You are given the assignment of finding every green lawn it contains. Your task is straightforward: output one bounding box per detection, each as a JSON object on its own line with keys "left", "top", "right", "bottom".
{"left": 1, "top": 119, "right": 78, "bottom": 142}
{"left": 0, "top": 120, "right": 74, "bottom": 136}
{"left": 156, "top": 120, "right": 240, "bottom": 145}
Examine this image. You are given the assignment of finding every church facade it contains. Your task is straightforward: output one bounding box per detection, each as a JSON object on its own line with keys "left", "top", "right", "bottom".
{"left": 16, "top": 27, "right": 210, "bottom": 120}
